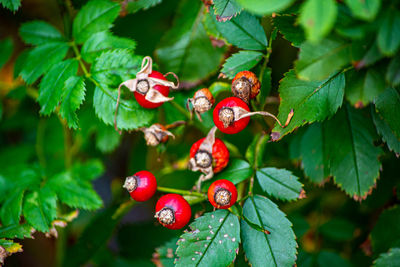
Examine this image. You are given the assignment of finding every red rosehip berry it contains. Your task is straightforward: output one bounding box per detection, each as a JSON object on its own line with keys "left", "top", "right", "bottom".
{"left": 213, "top": 97, "right": 250, "bottom": 134}
{"left": 134, "top": 70, "right": 170, "bottom": 109}
{"left": 123, "top": 170, "right": 157, "bottom": 202}
{"left": 232, "top": 71, "right": 260, "bottom": 104}
{"left": 186, "top": 88, "right": 215, "bottom": 121}
{"left": 208, "top": 179, "right": 238, "bottom": 209}
{"left": 155, "top": 194, "right": 191, "bottom": 230}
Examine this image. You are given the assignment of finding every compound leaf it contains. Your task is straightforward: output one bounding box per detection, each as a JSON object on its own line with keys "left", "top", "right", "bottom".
{"left": 60, "top": 76, "right": 86, "bottom": 129}
{"left": 19, "top": 21, "right": 64, "bottom": 45}
{"left": 221, "top": 50, "right": 263, "bottom": 78}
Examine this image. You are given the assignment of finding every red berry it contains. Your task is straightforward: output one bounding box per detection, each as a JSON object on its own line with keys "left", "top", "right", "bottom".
{"left": 190, "top": 137, "right": 229, "bottom": 173}
{"left": 213, "top": 97, "right": 250, "bottom": 134}
{"left": 155, "top": 194, "right": 191, "bottom": 229}
{"left": 123, "top": 170, "right": 157, "bottom": 202}
{"left": 208, "top": 179, "right": 238, "bottom": 209}
{"left": 134, "top": 71, "right": 170, "bottom": 109}
{"left": 232, "top": 71, "right": 260, "bottom": 103}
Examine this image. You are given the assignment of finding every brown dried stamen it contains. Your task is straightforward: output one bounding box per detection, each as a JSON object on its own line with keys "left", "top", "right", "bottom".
{"left": 193, "top": 96, "right": 212, "bottom": 113}
{"left": 155, "top": 207, "right": 175, "bottom": 225}
{"left": 232, "top": 77, "right": 251, "bottom": 103}
{"left": 123, "top": 176, "right": 138, "bottom": 192}
{"left": 136, "top": 79, "right": 150, "bottom": 95}
{"left": 214, "top": 188, "right": 232, "bottom": 206}
{"left": 219, "top": 107, "right": 235, "bottom": 128}
{"left": 195, "top": 150, "right": 212, "bottom": 168}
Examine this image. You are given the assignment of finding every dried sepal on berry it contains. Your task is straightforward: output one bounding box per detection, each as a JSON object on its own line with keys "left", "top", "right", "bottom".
{"left": 186, "top": 88, "right": 215, "bottom": 121}
{"left": 231, "top": 71, "right": 261, "bottom": 104}
{"left": 140, "top": 121, "right": 185, "bottom": 146}
{"left": 213, "top": 97, "right": 293, "bottom": 134}
{"left": 114, "top": 56, "right": 180, "bottom": 133}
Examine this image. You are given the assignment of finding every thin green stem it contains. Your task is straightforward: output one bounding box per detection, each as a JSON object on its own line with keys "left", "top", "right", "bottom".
{"left": 157, "top": 186, "right": 206, "bottom": 198}
{"left": 248, "top": 175, "right": 255, "bottom": 195}
{"left": 70, "top": 41, "right": 91, "bottom": 78}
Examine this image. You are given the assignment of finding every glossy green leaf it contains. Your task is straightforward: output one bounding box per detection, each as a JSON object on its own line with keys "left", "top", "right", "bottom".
{"left": 299, "top": 0, "right": 337, "bottom": 42}
{"left": 372, "top": 108, "right": 400, "bottom": 154}
{"left": 273, "top": 15, "right": 305, "bottom": 47}
{"left": 201, "top": 159, "right": 253, "bottom": 190}
{"left": 0, "top": 0, "right": 20, "bottom": 11}
{"left": 175, "top": 210, "right": 240, "bottom": 267}
{"left": 386, "top": 53, "right": 400, "bottom": 87}
{"left": 242, "top": 195, "right": 297, "bottom": 267}
{"left": 209, "top": 82, "right": 230, "bottom": 96}
{"left": 70, "top": 159, "right": 104, "bottom": 181}
{"left": 377, "top": 10, "right": 400, "bottom": 56}
{"left": 319, "top": 218, "right": 355, "bottom": 241}
{"left": 221, "top": 50, "right": 263, "bottom": 78}
{"left": 271, "top": 70, "right": 345, "bottom": 141}
{"left": 60, "top": 76, "right": 86, "bottom": 129}
{"left": 22, "top": 188, "right": 57, "bottom": 232}
{"left": 345, "top": 68, "right": 385, "bottom": 107}
{"left": 47, "top": 172, "right": 102, "bottom": 210}
{"left": 156, "top": 0, "right": 225, "bottom": 83}
{"left": 345, "top": 0, "right": 381, "bottom": 21}
{"left": 357, "top": 40, "right": 384, "bottom": 69}
{"left": 213, "top": 0, "right": 242, "bottom": 22}
{"left": 19, "top": 42, "right": 69, "bottom": 84}
{"left": 235, "top": 0, "right": 295, "bottom": 15}
{"left": 245, "top": 133, "right": 268, "bottom": 169}
{"left": 96, "top": 124, "right": 121, "bottom": 153}
{"left": 81, "top": 31, "right": 136, "bottom": 63}
{"left": 296, "top": 38, "right": 351, "bottom": 81}
{"left": 72, "top": 0, "right": 120, "bottom": 44}
{"left": 300, "top": 123, "right": 330, "bottom": 183}
{"left": 371, "top": 206, "right": 400, "bottom": 254}
{"left": 125, "top": 0, "right": 162, "bottom": 13}
{"left": 19, "top": 21, "right": 64, "bottom": 45}
{"left": 213, "top": 11, "right": 267, "bottom": 50}
{"left": 256, "top": 168, "right": 304, "bottom": 201}
{"left": 374, "top": 248, "right": 400, "bottom": 267}
{"left": 0, "top": 190, "right": 24, "bottom": 226}
{"left": 38, "top": 59, "right": 79, "bottom": 115}
{"left": 0, "top": 224, "right": 33, "bottom": 239}
{"left": 374, "top": 88, "right": 400, "bottom": 139}
{"left": 0, "top": 38, "right": 13, "bottom": 69}
{"left": 325, "top": 106, "right": 382, "bottom": 199}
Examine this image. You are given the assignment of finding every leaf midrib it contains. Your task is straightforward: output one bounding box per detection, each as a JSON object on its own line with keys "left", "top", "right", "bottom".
{"left": 258, "top": 169, "right": 300, "bottom": 197}
{"left": 231, "top": 19, "right": 266, "bottom": 48}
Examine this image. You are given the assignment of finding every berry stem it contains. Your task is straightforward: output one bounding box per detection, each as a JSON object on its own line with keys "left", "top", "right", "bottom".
{"left": 157, "top": 186, "right": 206, "bottom": 198}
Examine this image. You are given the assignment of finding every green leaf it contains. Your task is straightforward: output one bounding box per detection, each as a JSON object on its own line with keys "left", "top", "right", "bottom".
{"left": 0, "top": 190, "right": 24, "bottom": 225}
{"left": 325, "top": 106, "right": 382, "bottom": 199}
{"left": 317, "top": 251, "right": 352, "bottom": 267}
{"left": 47, "top": 172, "right": 102, "bottom": 210}
{"left": 0, "top": 38, "right": 13, "bottom": 70}
{"left": 235, "top": 0, "right": 295, "bottom": 15}
{"left": 125, "top": 0, "right": 162, "bottom": 14}
{"left": 81, "top": 31, "right": 136, "bottom": 63}
{"left": 257, "top": 168, "right": 304, "bottom": 201}
{"left": 0, "top": 0, "right": 20, "bottom": 11}
{"left": 374, "top": 88, "right": 400, "bottom": 139}
{"left": 60, "top": 76, "right": 86, "bottom": 129}
{"left": 372, "top": 108, "right": 400, "bottom": 155}
{"left": 257, "top": 67, "right": 272, "bottom": 107}
{"left": 156, "top": 0, "right": 225, "bottom": 83}
{"left": 70, "top": 159, "right": 104, "bottom": 181}
{"left": 271, "top": 70, "right": 345, "bottom": 141}
{"left": 374, "top": 248, "right": 400, "bottom": 267}
{"left": 300, "top": 123, "right": 330, "bottom": 183}
{"left": 38, "top": 59, "right": 79, "bottom": 115}
{"left": 344, "top": 0, "right": 380, "bottom": 21}
{"left": 299, "top": 0, "right": 337, "bottom": 43}
{"left": 201, "top": 159, "right": 253, "bottom": 191}
{"left": 72, "top": 0, "right": 120, "bottom": 44}
{"left": 245, "top": 132, "right": 268, "bottom": 169}
{"left": 242, "top": 195, "right": 297, "bottom": 267}
{"left": 22, "top": 188, "right": 57, "bottom": 232}
{"left": 345, "top": 68, "right": 385, "bottom": 108}
{"left": 221, "top": 50, "right": 263, "bottom": 78}
{"left": 19, "top": 21, "right": 64, "bottom": 45}
{"left": 0, "top": 224, "right": 33, "bottom": 239}
{"left": 295, "top": 38, "right": 351, "bottom": 81}
{"left": 96, "top": 124, "right": 121, "bottom": 153}
{"left": 175, "top": 210, "right": 240, "bottom": 267}
{"left": 386, "top": 53, "right": 400, "bottom": 87}
{"left": 155, "top": 237, "right": 178, "bottom": 267}
{"left": 319, "top": 218, "right": 355, "bottom": 241}
{"left": 19, "top": 42, "right": 69, "bottom": 84}
{"left": 273, "top": 15, "right": 305, "bottom": 47}
{"left": 371, "top": 206, "right": 400, "bottom": 255}
{"left": 213, "top": 11, "right": 268, "bottom": 50}
{"left": 0, "top": 239, "right": 23, "bottom": 258}
{"left": 357, "top": 40, "right": 384, "bottom": 69}
{"left": 377, "top": 10, "right": 400, "bottom": 56}
{"left": 209, "top": 81, "right": 231, "bottom": 96}
{"left": 213, "top": 0, "right": 242, "bottom": 22}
